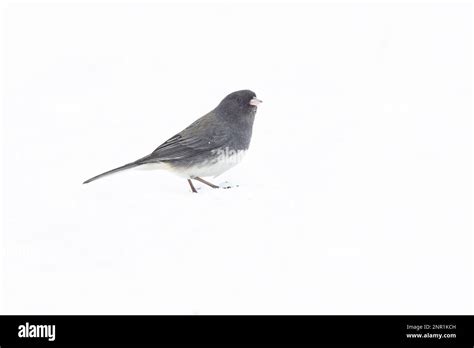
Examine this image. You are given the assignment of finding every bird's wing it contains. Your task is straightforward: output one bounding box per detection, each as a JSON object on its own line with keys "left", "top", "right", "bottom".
{"left": 139, "top": 114, "right": 229, "bottom": 163}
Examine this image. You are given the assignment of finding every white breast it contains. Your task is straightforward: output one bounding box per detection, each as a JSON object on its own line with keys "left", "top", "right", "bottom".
{"left": 170, "top": 148, "right": 247, "bottom": 178}
{"left": 137, "top": 148, "right": 247, "bottom": 178}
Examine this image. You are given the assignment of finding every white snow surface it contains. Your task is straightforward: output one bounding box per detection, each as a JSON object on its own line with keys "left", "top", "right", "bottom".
{"left": 2, "top": 2, "right": 472, "bottom": 314}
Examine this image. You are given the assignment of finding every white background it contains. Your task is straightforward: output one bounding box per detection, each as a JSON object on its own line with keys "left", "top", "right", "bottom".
{"left": 1, "top": 1, "right": 472, "bottom": 314}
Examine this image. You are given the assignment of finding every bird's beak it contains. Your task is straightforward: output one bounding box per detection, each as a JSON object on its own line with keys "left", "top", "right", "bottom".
{"left": 249, "top": 97, "right": 263, "bottom": 106}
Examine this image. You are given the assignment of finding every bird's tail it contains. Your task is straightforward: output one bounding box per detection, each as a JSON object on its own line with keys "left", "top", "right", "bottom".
{"left": 83, "top": 161, "right": 142, "bottom": 184}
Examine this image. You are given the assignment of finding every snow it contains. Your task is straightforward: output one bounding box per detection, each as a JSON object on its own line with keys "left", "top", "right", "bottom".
{"left": 2, "top": 2, "right": 472, "bottom": 314}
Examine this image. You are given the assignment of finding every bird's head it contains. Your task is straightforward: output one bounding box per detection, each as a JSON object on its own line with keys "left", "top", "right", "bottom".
{"left": 216, "top": 90, "right": 262, "bottom": 117}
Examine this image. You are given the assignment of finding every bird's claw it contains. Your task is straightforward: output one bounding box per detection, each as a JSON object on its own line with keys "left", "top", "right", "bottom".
{"left": 218, "top": 181, "right": 239, "bottom": 189}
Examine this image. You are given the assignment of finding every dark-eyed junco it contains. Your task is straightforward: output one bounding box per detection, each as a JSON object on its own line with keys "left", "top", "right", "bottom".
{"left": 83, "top": 90, "right": 262, "bottom": 192}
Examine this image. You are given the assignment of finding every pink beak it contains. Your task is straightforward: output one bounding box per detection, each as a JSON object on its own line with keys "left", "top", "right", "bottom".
{"left": 249, "top": 97, "right": 263, "bottom": 106}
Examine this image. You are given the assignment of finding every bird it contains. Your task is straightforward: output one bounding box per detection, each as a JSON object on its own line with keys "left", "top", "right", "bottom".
{"left": 83, "top": 90, "right": 262, "bottom": 193}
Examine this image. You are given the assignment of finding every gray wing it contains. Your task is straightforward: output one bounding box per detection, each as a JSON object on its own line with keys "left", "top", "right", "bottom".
{"left": 138, "top": 112, "right": 229, "bottom": 163}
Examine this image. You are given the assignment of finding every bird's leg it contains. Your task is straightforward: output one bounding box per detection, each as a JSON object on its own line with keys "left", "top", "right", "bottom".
{"left": 187, "top": 179, "right": 198, "bottom": 193}
{"left": 194, "top": 177, "right": 220, "bottom": 189}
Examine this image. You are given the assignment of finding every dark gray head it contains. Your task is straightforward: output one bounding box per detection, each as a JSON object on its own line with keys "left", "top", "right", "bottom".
{"left": 216, "top": 90, "right": 262, "bottom": 118}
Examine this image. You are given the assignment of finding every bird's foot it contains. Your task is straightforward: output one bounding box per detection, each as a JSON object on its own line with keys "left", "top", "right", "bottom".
{"left": 218, "top": 181, "right": 239, "bottom": 189}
